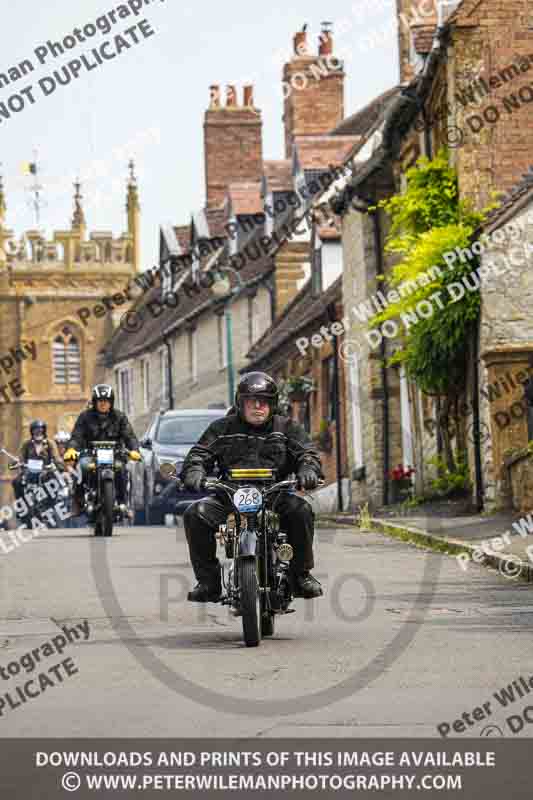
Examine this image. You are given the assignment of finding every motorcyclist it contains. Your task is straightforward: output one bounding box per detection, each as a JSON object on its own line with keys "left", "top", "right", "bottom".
{"left": 181, "top": 371, "right": 324, "bottom": 602}
{"left": 64, "top": 384, "right": 141, "bottom": 515}
{"left": 12, "top": 420, "right": 63, "bottom": 502}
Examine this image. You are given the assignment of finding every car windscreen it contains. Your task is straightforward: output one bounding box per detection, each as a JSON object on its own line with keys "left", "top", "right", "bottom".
{"left": 155, "top": 416, "right": 219, "bottom": 445}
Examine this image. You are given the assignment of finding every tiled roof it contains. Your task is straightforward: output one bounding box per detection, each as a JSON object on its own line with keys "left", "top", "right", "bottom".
{"left": 293, "top": 136, "right": 360, "bottom": 170}
{"left": 483, "top": 166, "right": 533, "bottom": 234}
{"left": 105, "top": 246, "right": 274, "bottom": 364}
{"left": 330, "top": 86, "right": 401, "bottom": 137}
{"left": 246, "top": 276, "right": 343, "bottom": 368}
{"left": 226, "top": 182, "right": 263, "bottom": 215}
{"left": 263, "top": 160, "right": 293, "bottom": 192}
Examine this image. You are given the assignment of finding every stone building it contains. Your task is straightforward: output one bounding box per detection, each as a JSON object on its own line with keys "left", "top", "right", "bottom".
{"left": 333, "top": 0, "right": 533, "bottom": 510}
{"left": 103, "top": 25, "right": 357, "bottom": 469}
{"left": 0, "top": 167, "right": 141, "bottom": 505}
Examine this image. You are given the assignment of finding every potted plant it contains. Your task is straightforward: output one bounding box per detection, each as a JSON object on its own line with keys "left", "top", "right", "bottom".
{"left": 285, "top": 375, "right": 314, "bottom": 402}
{"left": 389, "top": 464, "right": 415, "bottom": 504}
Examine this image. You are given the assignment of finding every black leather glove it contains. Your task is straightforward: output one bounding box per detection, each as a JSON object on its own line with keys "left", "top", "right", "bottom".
{"left": 297, "top": 466, "right": 319, "bottom": 491}
{"left": 183, "top": 469, "right": 206, "bottom": 492}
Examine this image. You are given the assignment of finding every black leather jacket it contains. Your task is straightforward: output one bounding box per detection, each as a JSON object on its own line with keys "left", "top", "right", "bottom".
{"left": 20, "top": 438, "right": 63, "bottom": 470}
{"left": 68, "top": 409, "right": 139, "bottom": 452}
{"left": 180, "top": 412, "right": 323, "bottom": 483}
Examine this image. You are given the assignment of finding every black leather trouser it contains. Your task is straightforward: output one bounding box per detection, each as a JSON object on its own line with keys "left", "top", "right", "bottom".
{"left": 183, "top": 492, "right": 315, "bottom": 585}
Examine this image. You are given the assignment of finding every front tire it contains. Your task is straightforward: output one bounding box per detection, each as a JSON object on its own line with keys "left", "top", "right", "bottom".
{"left": 101, "top": 480, "right": 114, "bottom": 538}
{"left": 239, "top": 559, "right": 261, "bottom": 648}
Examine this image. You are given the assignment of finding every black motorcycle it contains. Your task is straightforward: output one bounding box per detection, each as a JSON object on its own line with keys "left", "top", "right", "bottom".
{"left": 8, "top": 459, "right": 62, "bottom": 529}
{"left": 162, "top": 464, "right": 321, "bottom": 647}
{"left": 80, "top": 441, "right": 135, "bottom": 537}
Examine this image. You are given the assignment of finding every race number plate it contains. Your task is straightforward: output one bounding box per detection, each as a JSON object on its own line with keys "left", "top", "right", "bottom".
{"left": 26, "top": 459, "right": 43, "bottom": 472}
{"left": 96, "top": 449, "right": 114, "bottom": 465}
{"left": 233, "top": 487, "right": 262, "bottom": 513}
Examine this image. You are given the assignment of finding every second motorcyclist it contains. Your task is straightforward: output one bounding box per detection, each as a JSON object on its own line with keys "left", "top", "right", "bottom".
{"left": 12, "top": 420, "right": 63, "bottom": 503}
{"left": 64, "top": 384, "right": 141, "bottom": 516}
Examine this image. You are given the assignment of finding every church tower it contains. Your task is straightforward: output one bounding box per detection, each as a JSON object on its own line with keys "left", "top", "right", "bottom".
{"left": 0, "top": 167, "right": 141, "bottom": 507}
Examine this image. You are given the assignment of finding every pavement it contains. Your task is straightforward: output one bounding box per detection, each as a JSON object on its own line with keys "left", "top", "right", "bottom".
{"left": 2, "top": 517, "right": 533, "bottom": 738}
{"left": 368, "top": 505, "right": 533, "bottom": 583}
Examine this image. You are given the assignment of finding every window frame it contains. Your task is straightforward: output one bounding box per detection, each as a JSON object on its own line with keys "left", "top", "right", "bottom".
{"left": 52, "top": 326, "right": 81, "bottom": 387}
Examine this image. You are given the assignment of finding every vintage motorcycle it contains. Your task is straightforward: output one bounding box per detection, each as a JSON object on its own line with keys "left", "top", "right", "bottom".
{"left": 8, "top": 459, "right": 63, "bottom": 528}
{"left": 161, "top": 464, "right": 322, "bottom": 647}
{"left": 79, "top": 440, "right": 135, "bottom": 537}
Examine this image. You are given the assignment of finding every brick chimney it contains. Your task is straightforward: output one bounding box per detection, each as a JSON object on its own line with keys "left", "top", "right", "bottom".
{"left": 282, "top": 23, "right": 345, "bottom": 158}
{"left": 204, "top": 85, "right": 263, "bottom": 208}
{"left": 396, "top": 0, "right": 438, "bottom": 84}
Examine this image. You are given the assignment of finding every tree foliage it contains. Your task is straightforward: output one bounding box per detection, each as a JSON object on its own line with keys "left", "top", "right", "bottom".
{"left": 372, "top": 149, "right": 498, "bottom": 470}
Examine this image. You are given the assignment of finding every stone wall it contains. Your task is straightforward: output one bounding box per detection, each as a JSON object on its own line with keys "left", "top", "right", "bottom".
{"left": 477, "top": 200, "right": 533, "bottom": 507}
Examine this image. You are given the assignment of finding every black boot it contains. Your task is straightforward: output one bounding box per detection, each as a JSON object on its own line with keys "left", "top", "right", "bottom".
{"left": 187, "top": 572, "right": 222, "bottom": 603}
{"left": 294, "top": 571, "right": 323, "bottom": 599}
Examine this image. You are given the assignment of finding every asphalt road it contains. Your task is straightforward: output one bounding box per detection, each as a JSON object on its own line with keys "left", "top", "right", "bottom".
{"left": 1, "top": 519, "right": 533, "bottom": 738}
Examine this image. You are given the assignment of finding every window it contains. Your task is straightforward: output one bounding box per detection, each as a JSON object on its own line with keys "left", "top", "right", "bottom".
{"left": 159, "top": 348, "right": 169, "bottom": 406}
{"left": 118, "top": 367, "right": 133, "bottom": 416}
{"left": 52, "top": 326, "right": 81, "bottom": 385}
{"left": 140, "top": 359, "right": 150, "bottom": 412}
{"left": 217, "top": 313, "right": 227, "bottom": 369}
{"left": 188, "top": 329, "right": 198, "bottom": 383}
{"left": 322, "top": 357, "right": 336, "bottom": 421}
{"left": 156, "top": 415, "right": 219, "bottom": 445}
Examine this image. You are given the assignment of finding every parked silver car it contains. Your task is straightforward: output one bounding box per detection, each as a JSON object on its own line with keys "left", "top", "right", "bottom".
{"left": 131, "top": 408, "right": 227, "bottom": 524}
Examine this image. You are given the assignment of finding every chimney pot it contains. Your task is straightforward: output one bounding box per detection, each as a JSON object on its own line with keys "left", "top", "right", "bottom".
{"left": 243, "top": 84, "right": 254, "bottom": 109}
{"left": 293, "top": 30, "right": 308, "bottom": 56}
{"left": 226, "top": 85, "right": 237, "bottom": 107}
{"left": 209, "top": 84, "right": 221, "bottom": 108}
{"left": 319, "top": 23, "right": 333, "bottom": 55}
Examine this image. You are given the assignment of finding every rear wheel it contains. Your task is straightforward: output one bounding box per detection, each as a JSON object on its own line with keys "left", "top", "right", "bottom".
{"left": 239, "top": 559, "right": 261, "bottom": 647}
{"left": 101, "top": 480, "right": 114, "bottom": 537}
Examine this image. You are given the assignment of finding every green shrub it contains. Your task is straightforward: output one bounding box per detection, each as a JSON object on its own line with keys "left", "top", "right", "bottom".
{"left": 428, "top": 453, "right": 471, "bottom": 497}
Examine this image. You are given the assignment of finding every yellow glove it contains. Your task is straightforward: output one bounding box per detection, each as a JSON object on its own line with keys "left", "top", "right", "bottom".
{"left": 64, "top": 448, "right": 79, "bottom": 462}
{"left": 128, "top": 450, "right": 142, "bottom": 461}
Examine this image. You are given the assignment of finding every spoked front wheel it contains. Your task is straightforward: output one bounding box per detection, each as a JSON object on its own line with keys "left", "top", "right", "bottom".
{"left": 101, "top": 480, "right": 114, "bottom": 537}
{"left": 239, "top": 559, "right": 261, "bottom": 647}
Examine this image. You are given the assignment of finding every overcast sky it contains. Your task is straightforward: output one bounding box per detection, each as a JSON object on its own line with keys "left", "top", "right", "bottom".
{"left": 0, "top": 0, "right": 398, "bottom": 269}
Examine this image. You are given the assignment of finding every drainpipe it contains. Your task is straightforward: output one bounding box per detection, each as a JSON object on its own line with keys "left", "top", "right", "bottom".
{"left": 164, "top": 336, "right": 174, "bottom": 410}
{"left": 327, "top": 303, "right": 344, "bottom": 512}
{"left": 265, "top": 271, "right": 277, "bottom": 323}
{"left": 421, "top": 106, "right": 444, "bottom": 457}
{"left": 372, "top": 207, "right": 390, "bottom": 507}
{"left": 472, "top": 322, "right": 484, "bottom": 511}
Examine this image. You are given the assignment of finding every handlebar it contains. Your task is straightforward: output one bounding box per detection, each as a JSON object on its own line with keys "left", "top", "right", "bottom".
{"left": 8, "top": 462, "right": 58, "bottom": 472}
{"left": 202, "top": 477, "right": 324, "bottom": 494}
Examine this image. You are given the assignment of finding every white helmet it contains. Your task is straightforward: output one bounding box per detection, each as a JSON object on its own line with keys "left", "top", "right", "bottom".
{"left": 54, "top": 430, "right": 71, "bottom": 444}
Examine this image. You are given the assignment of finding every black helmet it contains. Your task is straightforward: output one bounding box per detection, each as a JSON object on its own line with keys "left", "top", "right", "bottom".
{"left": 235, "top": 372, "right": 278, "bottom": 419}
{"left": 92, "top": 384, "right": 114, "bottom": 410}
{"left": 30, "top": 419, "right": 47, "bottom": 439}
